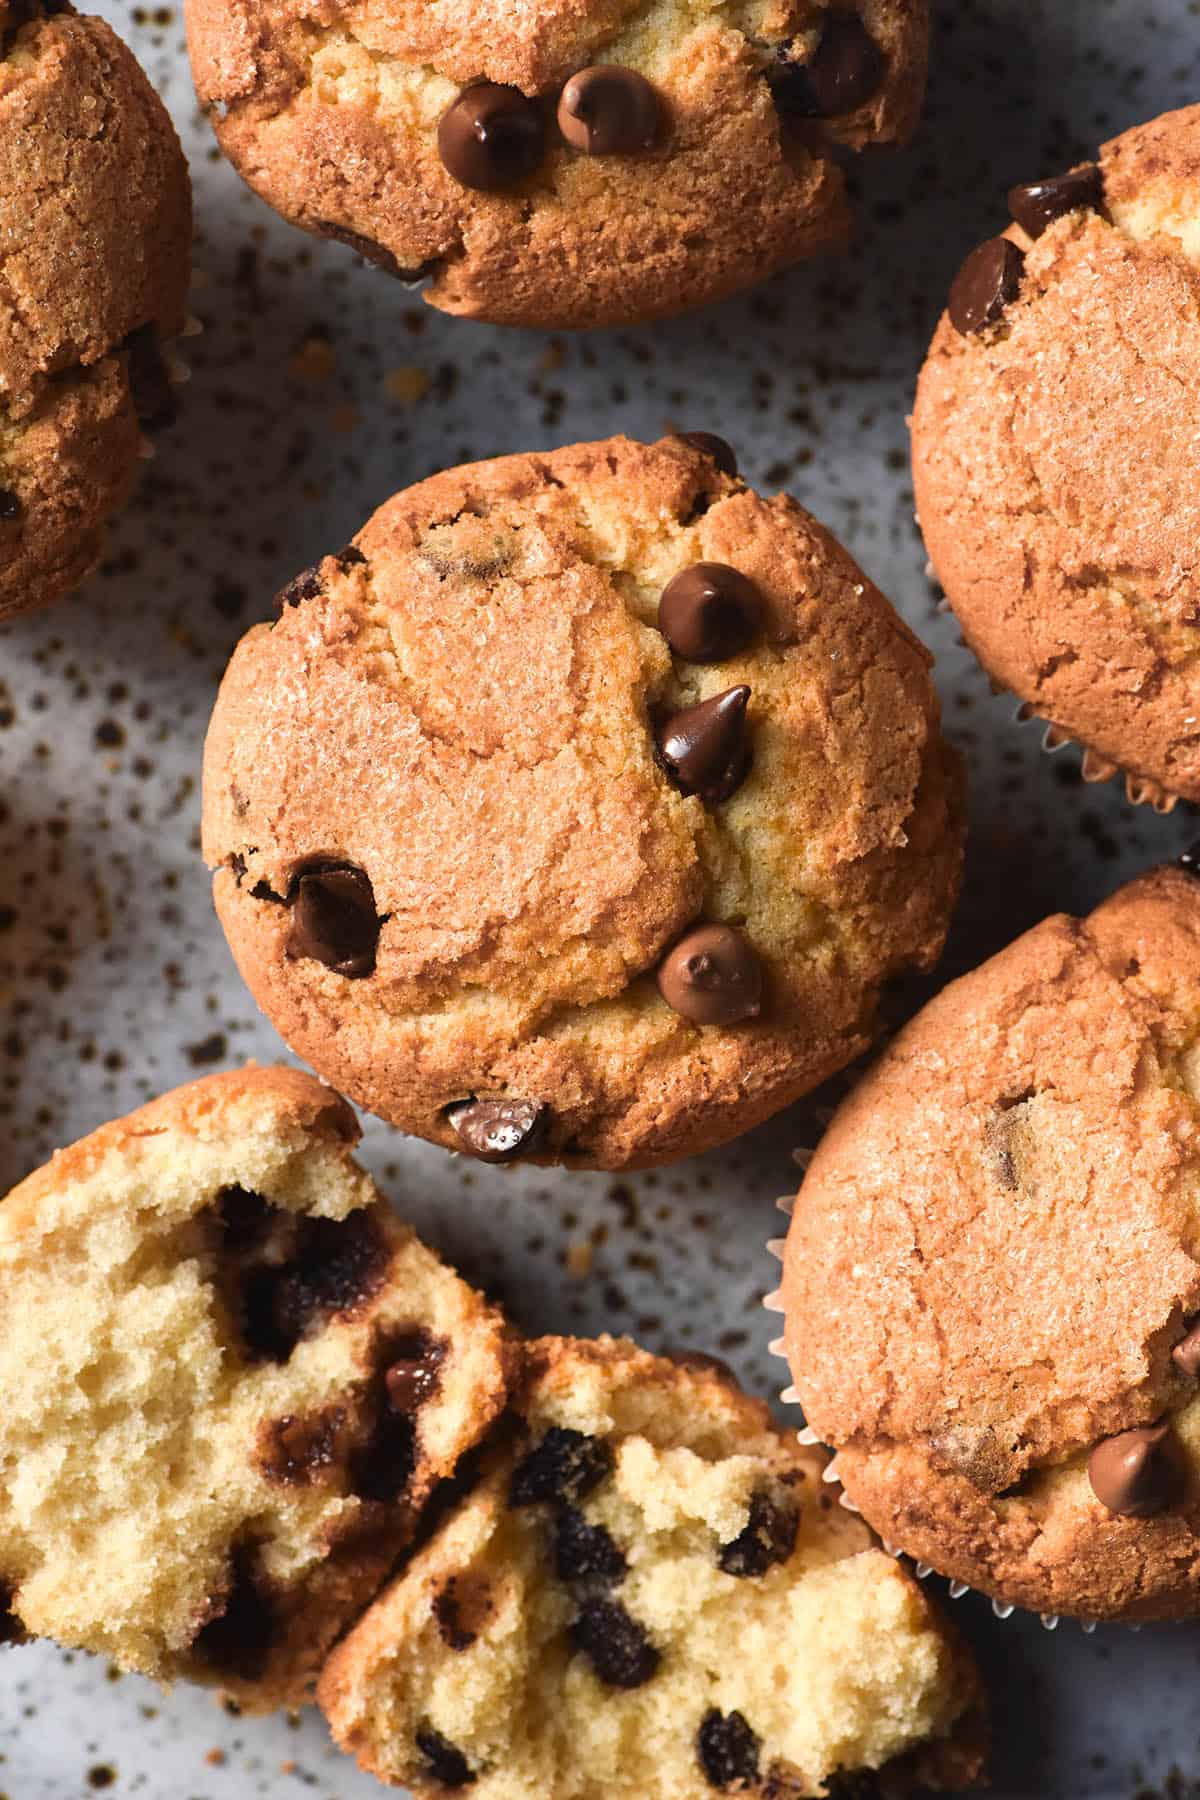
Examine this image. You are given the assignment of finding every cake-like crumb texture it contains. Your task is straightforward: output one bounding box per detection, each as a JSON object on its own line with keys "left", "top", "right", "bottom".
{"left": 185, "top": 0, "right": 927, "bottom": 329}
{"left": 201, "top": 433, "right": 963, "bottom": 1171}
{"left": 913, "top": 103, "right": 1200, "bottom": 803}
{"left": 0, "top": 1067, "right": 511, "bottom": 1709}
{"left": 783, "top": 866, "right": 1200, "bottom": 1621}
{"left": 0, "top": 2, "right": 191, "bottom": 619}
{"left": 318, "top": 1335, "right": 984, "bottom": 1797}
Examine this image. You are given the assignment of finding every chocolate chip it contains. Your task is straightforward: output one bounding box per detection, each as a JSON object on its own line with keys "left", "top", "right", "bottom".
{"left": 510, "top": 1427, "right": 613, "bottom": 1508}
{"left": 433, "top": 1576, "right": 492, "bottom": 1652}
{"left": 286, "top": 862, "right": 381, "bottom": 978}
{"left": 0, "top": 488, "right": 22, "bottom": 523}
{"left": 1008, "top": 164, "right": 1105, "bottom": 238}
{"left": 1087, "top": 1421, "right": 1187, "bottom": 1517}
{"left": 239, "top": 1210, "right": 392, "bottom": 1363}
{"left": 656, "top": 686, "right": 751, "bottom": 803}
{"left": 438, "top": 83, "right": 544, "bottom": 192}
{"left": 948, "top": 238, "right": 1025, "bottom": 337}
{"left": 557, "top": 65, "right": 664, "bottom": 155}
{"left": 554, "top": 1508, "right": 628, "bottom": 1584}
{"left": 657, "top": 924, "right": 762, "bottom": 1026}
{"left": 768, "top": 15, "right": 885, "bottom": 121}
{"left": 675, "top": 432, "right": 738, "bottom": 479}
{"left": 349, "top": 1327, "right": 447, "bottom": 1503}
{"left": 385, "top": 1331, "right": 446, "bottom": 1413}
{"left": 659, "top": 564, "right": 762, "bottom": 663}
{"left": 718, "top": 1490, "right": 799, "bottom": 1577}
{"left": 1173, "top": 1321, "right": 1200, "bottom": 1379}
{"left": 569, "top": 1597, "right": 660, "bottom": 1688}
{"left": 350, "top": 1408, "right": 417, "bottom": 1503}
{"left": 336, "top": 544, "right": 367, "bottom": 571}
{"left": 124, "top": 323, "right": 177, "bottom": 431}
{"left": 216, "top": 1185, "right": 274, "bottom": 1251}
{"left": 1178, "top": 841, "right": 1200, "bottom": 877}
{"left": 274, "top": 565, "right": 323, "bottom": 615}
{"left": 446, "top": 1097, "right": 546, "bottom": 1163}
{"left": 314, "top": 221, "right": 423, "bottom": 278}
{"left": 256, "top": 1408, "right": 346, "bottom": 1486}
{"left": 192, "top": 1546, "right": 279, "bottom": 1681}
{"left": 415, "top": 1724, "right": 476, "bottom": 1789}
{"left": 698, "top": 1708, "right": 762, "bottom": 1790}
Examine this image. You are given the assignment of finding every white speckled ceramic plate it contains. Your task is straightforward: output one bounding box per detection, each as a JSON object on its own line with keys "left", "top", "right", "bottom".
{"left": 2, "top": 2, "right": 1199, "bottom": 1795}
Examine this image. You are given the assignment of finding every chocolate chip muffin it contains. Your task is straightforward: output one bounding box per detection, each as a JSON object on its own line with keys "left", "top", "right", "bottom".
{"left": 780, "top": 861, "right": 1200, "bottom": 1623}
{"left": 318, "top": 1335, "right": 985, "bottom": 1797}
{"left": 0, "top": 1067, "right": 510, "bottom": 1709}
{"left": 201, "top": 434, "right": 964, "bottom": 1172}
{"left": 0, "top": 1, "right": 191, "bottom": 622}
{"left": 184, "top": 0, "right": 927, "bottom": 330}
{"left": 913, "top": 104, "right": 1200, "bottom": 810}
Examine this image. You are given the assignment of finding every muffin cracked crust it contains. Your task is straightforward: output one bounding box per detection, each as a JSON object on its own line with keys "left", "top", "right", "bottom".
{"left": 913, "top": 103, "right": 1200, "bottom": 808}
{"left": 782, "top": 863, "right": 1200, "bottom": 1622}
{"left": 318, "top": 1335, "right": 984, "bottom": 1797}
{"left": 185, "top": 0, "right": 928, "bottom": 329}
{"left": 202, "top": 433, "right": 964, "bottom": 1171}
{"left": 0, "top": 1067, "right": 510, "bottom": 1708}
{"left": 0, "top": 0, "right": 191, "bottom": 620}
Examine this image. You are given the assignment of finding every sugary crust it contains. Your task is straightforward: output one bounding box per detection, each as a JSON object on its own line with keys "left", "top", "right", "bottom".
{"left": 782, "top": 867, "right": 1200, "bottom": 1620}
{"left": 0, "top": 6, "right": 191, "bottom": 619}
{"left": 185, "top": 0, "right": 927, "bottom": 329}
{"left": 201, "top": 434, "right": 964, "bottom": 1170}
{"left": 912, "top": 104, "right": 1200, "bottom": 803}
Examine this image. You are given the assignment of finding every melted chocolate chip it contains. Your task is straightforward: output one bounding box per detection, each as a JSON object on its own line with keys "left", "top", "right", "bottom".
{"left": 569, "top": 1597, "right": 660, "bottom": 1688}
{"left": 315, "top": 221, "right": 414, "bottom": 277}
{"left": 415, "top": 1724, "right": 477, "bottom": 1789}
{"left": 659, "top": 564, "right": 762, "bottom": 663}
{"left": 1173, "top": 1321, "right": 1200, "bottom": 1378}
{"left": 124, "top": 324, "right": 178, "bottom": 431}
{"left": 1087, "top": 1421, "right": 1187, "bottom": 1517}
{"left": 948, "top": 238, "right": 1026, "bottom": 337}
{"left": 656, "top": 686, "right": 752, "bottom": 803}
{"left": 821, "top": 1774, "right": 884, "bottom": 1799}
{"left": 239, "top": 1210, "right": 392, "bottom": 1363}
{"left": 557, "top": 65, "right": 664, "bottom": 155}
{"left": 350, "top": 1328, "right": 446, "bottom": 1504}
{"left": 698, "top": 1708, "right": 762, "bottom": 1790}
{"left": 446, "top": 1097, "right": 546, "bottom": 1162}
{"left": 350, "top": 1407, "right": 418, "bottom": 1504}
{"left": 768, "top": 15, "right": 885, "bottom": 121}
{"left": 216, "top": 1185, "right": 274, "bottom": 1251}
{"left": 286, "top": 861, "right": 381, "bottom": 978}
{"left": 384, "top": 1330, "right": 446, "bottom": 1413}
{"left": 438, "top": 83, "right": 544, "bottom": 192}
{"left": 1007, "top": 164, "right": 1105, "bottom": 238}
{"left": 718, "top": 1490, "right": 799, "bottom": 1577}
{"left": 274, "top": 565, "right": 324, "bottom": 615}
{"left": 554, "top": 1508, "right": 628, "bottom": 1584}
{"left": 257, "top": 1408, "right": 346, "bottom": 1486}
{"left": 192, "top": 1546, "right": 279, "bottom": 1682}
{"left": 510, "top": 1427, "right": 613, "bottom": 1508}
{"left": 433, "top": 1575, "right": 492, "bottom": 1652}
{"left": 675, "top": 432, "right": 738, "bottom": 478}
{"left": 657, "top": 924, "right": 763, "bottom": 1026}
{"left": 0, "top": 488, "right": 22, "bottom": 523}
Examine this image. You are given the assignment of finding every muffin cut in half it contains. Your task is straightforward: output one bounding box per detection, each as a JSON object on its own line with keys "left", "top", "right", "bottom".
{"left": 319, "top": 1335, "right": 984, "bottom": 1797}
{"left": 0, "top": 1066, "right": 510, "bottom": 1710}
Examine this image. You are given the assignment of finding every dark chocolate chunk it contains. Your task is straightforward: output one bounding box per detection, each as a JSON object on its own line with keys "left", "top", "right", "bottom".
{"left": 697, "top": 1707, "right": 762, "bottom": 1790}
{"left": 717, "top": 1489, "right": 799, "bottom": 1577}
{"left": 124, "top": 323, "right": 178, "bottom": 431}
{"left": 557, "top": 65, "right": 664, "bottom": 155}
{"left": 446, "top": 1097, "right": 546, "bottom": 1163}
{"left": 0, "top": 488, "right": 22, "bottom": 523}
{"left": 1007, "top": 164, "right": 1105, "bottom": 238}
{"left": 659, "top": 564, "right": 762, "bottom": 663}
{"left": 415, "top": 1724, "right": 477, "bottom": 1789}
{"left": 554, "top": 1508, "right": 628, "bottom": 1584}
{"left": 286, "top": 861, "right": 381, "bottom": 978}
{"left": 1173, "top": 1320, "right": 1200, "bottom": 1378}
{"left": 569, "top": 1597, "right": 660, "bottom": 1688}
{"left": 675, "top": 432, "right": 738, "bottom": 478}
{"left": 948, "top": 238, "right": 1025, "bottom": 337}
{"left": 257, "top": 1408, "right": 346, "bottom": 1486}
{"left": 1087, "top": 1421, "right": 1187, "bottom": 1517}
{"left": 191, "top": 1545, "right": 279, "bottom": 1681}
{"left": 656, "top": 685, "right": 752, "bottom": 803}
{"left": 657, "top": 923, "right": 762, "bottom": 1026}
{"left": 767, "top": 15, "right": 885, "bottom": 121}
{"left": 510, "top": 1427, "right": 613, "bottom": 1508}
{"left": 438, "top": 83, "right": 544, "bottom": 191}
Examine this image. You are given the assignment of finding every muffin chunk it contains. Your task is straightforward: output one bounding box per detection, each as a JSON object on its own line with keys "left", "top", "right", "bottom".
{"left": 185, "top": 0, "right": 928, "bottom": 329}
{"left": 913, "top": 104, "right": 1200, "bottom": 808}
{"left": 0, "top": 1, "right": 191, "bottom": 620}
{"left": 782, "top": 863, "right": 1200, "bottom": 1622}
{"left": 202, "top": 433, "right": 964, "bottom": 1170}
{"left": 318, "top": 1336, "right": 984, "bottom": 1797}
{"left": 0, "top": 1067, "right": 510, "bottom": 1708}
